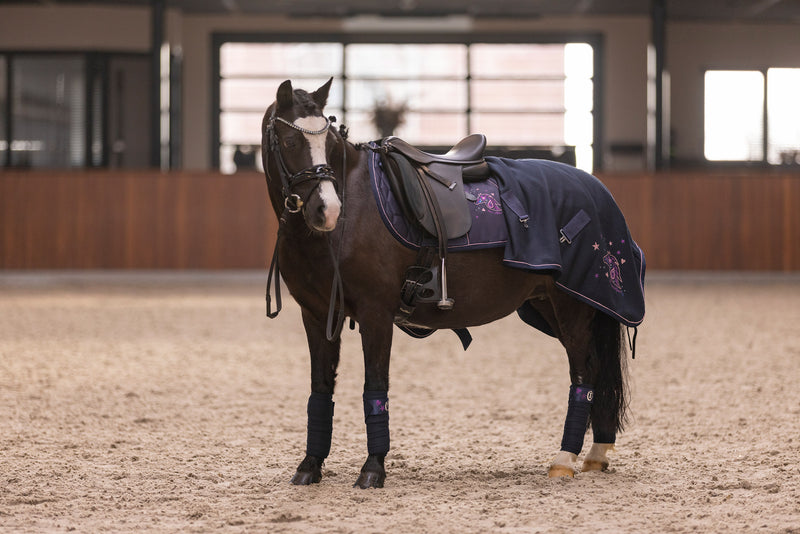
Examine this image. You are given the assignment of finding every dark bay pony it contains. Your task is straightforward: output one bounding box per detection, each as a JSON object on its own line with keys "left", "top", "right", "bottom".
{"left": 262, "top": 78, "right": 630, "bottom": 488}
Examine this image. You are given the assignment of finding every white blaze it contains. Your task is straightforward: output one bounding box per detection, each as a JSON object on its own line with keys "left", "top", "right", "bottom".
{"left": 294, "top": 116, "right": 341, "bottom": 230}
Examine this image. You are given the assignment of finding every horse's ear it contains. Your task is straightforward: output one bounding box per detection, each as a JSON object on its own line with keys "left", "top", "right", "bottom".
{"left": 276, "top": 80, "right": 294, "bottom": 111}
{"left": 312, "top": 77, "right": 333, "bottom": 109}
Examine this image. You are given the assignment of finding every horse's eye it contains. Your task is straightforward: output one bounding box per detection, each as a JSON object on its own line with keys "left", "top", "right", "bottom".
{"left": 282, "top": 136, "right": 298, "bottom": 150}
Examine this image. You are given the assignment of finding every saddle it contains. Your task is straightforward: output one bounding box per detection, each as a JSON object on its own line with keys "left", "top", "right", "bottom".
{"left": 377, "top": 134, "right": 490, "bottom": 318}
{"left": 379, "top": 134, "right": 490, "bottom": 240}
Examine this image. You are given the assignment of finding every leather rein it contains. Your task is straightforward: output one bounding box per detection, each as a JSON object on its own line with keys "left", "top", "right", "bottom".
{"left": 264, "top": 110, "right": 348, "bottom": 342}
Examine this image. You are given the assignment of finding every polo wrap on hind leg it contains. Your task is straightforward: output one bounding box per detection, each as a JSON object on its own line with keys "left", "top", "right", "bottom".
{"left": 306, "top": 392, "right": 335, "bottom": 459}
{"left": 560, "top": 384, "right": 594, "bottom": 455}
{"left": 592, "top": 423, "right": 616, "bottom": 445}
{"left": 363, "top": 390, "right": 390, "bottom": 456}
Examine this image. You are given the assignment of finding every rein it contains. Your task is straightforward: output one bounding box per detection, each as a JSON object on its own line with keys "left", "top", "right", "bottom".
{"left": 265, "top": 111, "right": 349, "bottom": 342}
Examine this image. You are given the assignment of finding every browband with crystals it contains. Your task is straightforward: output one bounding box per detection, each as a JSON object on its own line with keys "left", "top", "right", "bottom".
{"left": 273, "top": 115, "right": 332, "bottom": 136}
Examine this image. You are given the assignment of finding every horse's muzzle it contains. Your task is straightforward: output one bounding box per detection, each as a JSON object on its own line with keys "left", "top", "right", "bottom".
{"left": 307, "top": 180, "right": 341, "bottom": 232}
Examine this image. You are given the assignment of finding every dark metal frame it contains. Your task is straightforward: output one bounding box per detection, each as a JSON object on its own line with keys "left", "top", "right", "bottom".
{"left": 211, "top": 31, "right": 605, "bottom": 171}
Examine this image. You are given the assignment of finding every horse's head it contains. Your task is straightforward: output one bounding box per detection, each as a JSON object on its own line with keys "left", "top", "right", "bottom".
{"left": 262, "top": 78, "right": 342, "bottom": 233}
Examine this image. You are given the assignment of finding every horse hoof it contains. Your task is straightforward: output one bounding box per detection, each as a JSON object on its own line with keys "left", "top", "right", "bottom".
{"left": 291, "top": 470, "right": 320, "bottom": 485}
{"left": 548, "top": 465, "right": 576, "bottom": 478}
{"left": 354, "top": 470, "right": 385, "bottom": 489}
{"left": 581, "top": 459, "right": 609, "bottom": 472}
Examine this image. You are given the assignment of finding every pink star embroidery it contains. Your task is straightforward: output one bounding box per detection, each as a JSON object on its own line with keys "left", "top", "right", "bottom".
{"left": 592, "top": 242, "right": 600, "bottom": 251}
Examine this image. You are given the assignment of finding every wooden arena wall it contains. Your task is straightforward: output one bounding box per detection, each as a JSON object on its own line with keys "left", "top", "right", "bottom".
{"left": 1, "top": 170, "right": 798, "bottom": 270}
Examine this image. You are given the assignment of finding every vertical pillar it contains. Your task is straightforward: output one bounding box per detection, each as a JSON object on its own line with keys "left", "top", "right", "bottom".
{"left": 651, "top": 0, "right": 667, "bottom": 169}
{"left": 150, "top": 0, "right": 165, "bottom": 168}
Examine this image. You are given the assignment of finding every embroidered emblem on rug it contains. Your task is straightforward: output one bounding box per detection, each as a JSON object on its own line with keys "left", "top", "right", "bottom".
{"left": 602, "top": 251, "right": 624, "bottom": 294}
{"left": 475, "top": 192, "right": 503, "bottom": 215}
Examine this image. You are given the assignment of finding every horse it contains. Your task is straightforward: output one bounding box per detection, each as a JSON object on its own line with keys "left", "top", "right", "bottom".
{"left": 261, "top": 78, "right": 637, "bottom": 489}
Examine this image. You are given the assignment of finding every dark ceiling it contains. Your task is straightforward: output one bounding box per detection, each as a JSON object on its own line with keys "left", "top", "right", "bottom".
{"left": 20, "top": 0, "right": 800, "bottom": 22}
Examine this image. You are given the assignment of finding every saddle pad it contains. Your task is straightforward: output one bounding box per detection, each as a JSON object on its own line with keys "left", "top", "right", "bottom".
{"left": 487, "top": 156, "right": 646, "bottom": 327}
{"left": 368, "top": 150, "right": 508, "bottom": 252}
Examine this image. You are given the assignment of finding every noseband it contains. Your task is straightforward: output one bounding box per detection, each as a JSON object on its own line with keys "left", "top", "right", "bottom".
{"left": 265, "top": 113, "right": 337, "bottom": 214}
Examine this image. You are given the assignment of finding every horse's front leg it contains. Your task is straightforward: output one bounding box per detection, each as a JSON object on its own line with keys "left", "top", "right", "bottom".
{"left": 354, "top": 314, "right": 394, "bottom": 489}
{"left": 291, "top": 308, "right": 341, "bottom": 485}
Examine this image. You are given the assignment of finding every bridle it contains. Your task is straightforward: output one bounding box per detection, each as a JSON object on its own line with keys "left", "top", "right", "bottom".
{"left": 264, "top": 111, "right": 338, "bottom": 215}
{"left": 264, "top": 107, "right": 349, "bottom": 342}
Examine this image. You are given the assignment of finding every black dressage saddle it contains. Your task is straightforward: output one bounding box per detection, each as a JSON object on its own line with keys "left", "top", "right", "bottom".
{"left": 379, "top": 134, "right": 490, "bottom": 241}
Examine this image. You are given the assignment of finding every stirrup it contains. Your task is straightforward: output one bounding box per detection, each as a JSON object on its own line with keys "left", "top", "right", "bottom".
{"left": 436, "top": 257, "right": 454, "bottom": 310}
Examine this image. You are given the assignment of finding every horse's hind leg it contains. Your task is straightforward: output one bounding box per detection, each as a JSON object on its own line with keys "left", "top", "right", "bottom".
{"left": 582, "top": 311, "right": 626, "bottom": 472}
{"left": 291, "top": 308, "right": 341, "bottom": 485}
{"left": 529, "top": 290, "right": 626, "bottom": 478}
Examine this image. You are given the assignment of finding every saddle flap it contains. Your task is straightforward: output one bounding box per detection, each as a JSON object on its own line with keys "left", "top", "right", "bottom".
{"left": 384, "top": 151, "right": 472, "bottom": 239}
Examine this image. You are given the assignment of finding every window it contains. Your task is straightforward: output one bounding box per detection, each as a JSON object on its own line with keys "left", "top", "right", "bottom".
{"left": 216, "top": 38, "right": 598, "bottom": 174}
{"left": 767, "top": 68, "right": 800, "bottom": 165}
{"left": 704, "top": 68, "right": 800, "bottom": 164}
{"left": 0, "top": 52, "right": 166, "bottom": 169}
{"left": 10, "top": 55, "right": 87, "bottom": 168}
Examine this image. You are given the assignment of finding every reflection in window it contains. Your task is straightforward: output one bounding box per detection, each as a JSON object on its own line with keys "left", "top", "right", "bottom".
{"left": 11, "top": 56, "right": 86, "bottom": 168}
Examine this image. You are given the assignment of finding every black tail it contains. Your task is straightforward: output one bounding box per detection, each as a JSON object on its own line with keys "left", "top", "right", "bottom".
{"left": 590, "top": 312, "right": 629, "bottom": 437}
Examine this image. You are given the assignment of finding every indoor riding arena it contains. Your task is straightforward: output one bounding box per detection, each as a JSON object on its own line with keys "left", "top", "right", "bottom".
{"left": 1, "top": 2, "right": 799, "bottom": 533}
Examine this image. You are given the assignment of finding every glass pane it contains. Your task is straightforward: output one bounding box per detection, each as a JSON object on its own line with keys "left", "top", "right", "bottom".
{"left": 0, "top": 55, "right": 6, "bottom": 166}
{"left": 564, "top": 43, "right": 593, "bottom": 78}
{"left": 767, "top": 68, "right": 800, "bottom": 165}
{"left": 221, "top": 143, "right": 263, "bottom": 175}
{"left": 471, "top": 44, "right": 565, "bottom": 77}
{"left": 220, "top": 111, "right": 264, "bottom": 145}
{"left": 346, "top": 79, "right": 466, "bottom": 111}
{"left": 347, "top": 111, "right": 466, "bottom": 145}
{"left": 471, "top": 80, "right": 564, "bottom": 111}
{"left": 704, "top": 70, "right": 764, "bottom": 161}
{"left": 221, "top": 78, "right": 344, "bottom": 111}
{"left": 220, "top": 43, "right": 343, "bottom": 77}
{"left": 472, "top": 113, "right": 565, "bottom": 146}
{"left": 346, "top": 44, "right": 467, "bottom": 78}
{"left": 12, "top": 56, "right": 86, "bottom": 168}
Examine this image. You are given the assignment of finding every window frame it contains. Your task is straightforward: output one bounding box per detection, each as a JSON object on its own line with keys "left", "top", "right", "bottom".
{"left": 211, "top": 31, "right": 604, "bottom": 171}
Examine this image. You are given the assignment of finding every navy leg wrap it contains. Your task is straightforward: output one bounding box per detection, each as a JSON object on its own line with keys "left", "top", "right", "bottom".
{"left": 363, "top": 390, "right": 390, "bottom": 456}
{"left": 560, "top": 385, "right": 594, "bottom": 455}
{"left": 306, "top": 392, "right": 334, "bottom": 459}
{"left": 592, "top": 426, "right": 616, "bottom": 444}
